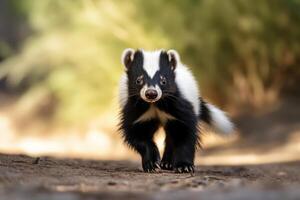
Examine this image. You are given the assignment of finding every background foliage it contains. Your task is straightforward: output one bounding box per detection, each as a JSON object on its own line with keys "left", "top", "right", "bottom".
{"left": 0, "top": 0, "right": 299, "bottom": 124}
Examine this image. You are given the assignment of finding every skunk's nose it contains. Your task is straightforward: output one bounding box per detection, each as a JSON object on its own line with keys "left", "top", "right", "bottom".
{"left": 145, "top": 89, "right": 158, "bottom": 100}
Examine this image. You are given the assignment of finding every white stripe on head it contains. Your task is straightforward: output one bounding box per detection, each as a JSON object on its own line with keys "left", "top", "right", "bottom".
{"left": 142, "top": 50, "right": 162, "bottom": 78}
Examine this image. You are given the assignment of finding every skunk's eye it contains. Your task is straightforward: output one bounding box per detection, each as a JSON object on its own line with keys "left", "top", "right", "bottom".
{"left": 160, "top": 76, "right": 167, "bottom": 85}
{"left": 136, "top": 76, "right": 144, "bottom": 85}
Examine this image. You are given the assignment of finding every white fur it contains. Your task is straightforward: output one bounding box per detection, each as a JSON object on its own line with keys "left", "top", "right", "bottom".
{"left": 134, "top": 105, "right": 176, "bottom": 125}
{"left": 206, "top": 103, "right": 234, "bottom": 135}
{"left": 119, "top": 73, "right": 128, "bottom": 108}
{"left": 174, "top": 63, "right": 200, "bottom": 116}
{"left": 142, "top": 50, "right": 161, "bottom": 78}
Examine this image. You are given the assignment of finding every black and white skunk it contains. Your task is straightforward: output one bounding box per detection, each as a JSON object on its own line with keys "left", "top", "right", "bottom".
{"left": 118, "top": 49, "right": 234, "bottom": 173}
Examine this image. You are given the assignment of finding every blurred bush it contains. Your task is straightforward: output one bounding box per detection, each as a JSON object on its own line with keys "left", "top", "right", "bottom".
{"left": 0, "top": 0, "right": 169, "bottom": 124}
{"left": 137, "top": 0, "right": 300, "bottom": 106}
{"left": 0, "top": 0, "right": 299, "bottom": 124}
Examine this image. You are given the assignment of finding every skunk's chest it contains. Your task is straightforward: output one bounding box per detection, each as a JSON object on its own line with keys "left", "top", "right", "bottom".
{"left": 134, "top": 105, "right": 176, "bottom": 124}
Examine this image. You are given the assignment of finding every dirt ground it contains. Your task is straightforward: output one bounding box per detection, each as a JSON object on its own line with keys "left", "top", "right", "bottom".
{"left": 0, "top": 153, "right": 300, "bottom": 200}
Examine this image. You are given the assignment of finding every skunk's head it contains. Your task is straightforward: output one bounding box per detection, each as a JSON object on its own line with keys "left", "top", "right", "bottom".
{"left": 121, "top": 49, "right": 180, "bottom": 103}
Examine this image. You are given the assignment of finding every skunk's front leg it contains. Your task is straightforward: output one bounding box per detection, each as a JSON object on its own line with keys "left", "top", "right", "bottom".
{"left": 164, "top": 118, "right": 198, "bottom": 173}
{"left": 123, "top": 120, "right": 160, "bottom": 172}
{"left": 160, "top": 133, "right": 174, "bottom": 170}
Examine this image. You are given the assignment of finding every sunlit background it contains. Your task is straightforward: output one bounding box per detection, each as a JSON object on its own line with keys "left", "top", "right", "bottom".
{"left": 0, "top": 0, "right": 300, "bottom": 165}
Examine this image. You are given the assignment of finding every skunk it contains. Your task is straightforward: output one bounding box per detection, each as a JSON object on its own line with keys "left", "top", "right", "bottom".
{"left": 118, "top": 49, "right": 234, "bottom": 173}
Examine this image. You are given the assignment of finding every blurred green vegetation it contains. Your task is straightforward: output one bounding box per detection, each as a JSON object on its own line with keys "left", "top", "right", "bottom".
{"left": 0, "top": 0, "right": 300, "bottom": 124}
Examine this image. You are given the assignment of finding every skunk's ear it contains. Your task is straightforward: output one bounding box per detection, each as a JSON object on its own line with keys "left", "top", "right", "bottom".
{"left": 167, "top": 49, "right": 180, "bottom": 71}
{"left": 121, "top": 48, "right": 135, "bottom": 69}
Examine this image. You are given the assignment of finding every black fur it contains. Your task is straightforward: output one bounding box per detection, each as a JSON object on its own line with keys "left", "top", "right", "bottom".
{"left": 119, "top": 50, "right": 208, "bottom": 173}
{"left": 199, "top": 98, "right": 211, "bottom": 124}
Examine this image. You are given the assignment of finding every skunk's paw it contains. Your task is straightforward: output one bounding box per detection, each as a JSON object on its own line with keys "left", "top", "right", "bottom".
{"left": 142, "top": 160, "right": 160, "bottom": 173}
{"left": 174, "top": 162, "right": 194, "bottom": 173}
{"left": 160, "top": 161, "right": 173, "bottom": 170}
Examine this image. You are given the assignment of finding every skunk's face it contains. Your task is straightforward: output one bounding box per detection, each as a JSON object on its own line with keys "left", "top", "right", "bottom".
{"left": 121, "top": 49, "right": 179, "bottom": 103}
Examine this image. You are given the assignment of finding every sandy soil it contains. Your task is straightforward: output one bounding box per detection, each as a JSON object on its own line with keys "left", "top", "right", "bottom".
{"left": 0, "top": 153, "right": 300, "bottom": 200}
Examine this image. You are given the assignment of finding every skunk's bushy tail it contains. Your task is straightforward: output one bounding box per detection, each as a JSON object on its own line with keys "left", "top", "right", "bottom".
{"left": 199, "top": 98, "right": 234, "bottom": 135}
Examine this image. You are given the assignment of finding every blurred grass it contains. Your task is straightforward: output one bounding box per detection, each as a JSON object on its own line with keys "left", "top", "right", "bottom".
{"left": 0, "top": 0, "right": 300, "bottom": 125}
